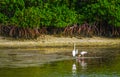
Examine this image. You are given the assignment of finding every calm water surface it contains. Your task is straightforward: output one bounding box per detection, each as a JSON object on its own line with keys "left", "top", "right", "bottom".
{"left": 0, "top": 47, "right": 120, "bottom": 77}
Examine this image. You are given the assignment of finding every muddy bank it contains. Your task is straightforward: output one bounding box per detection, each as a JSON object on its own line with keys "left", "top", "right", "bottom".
{"left": 0, "top": 46, "right": 119, "bottom": 68}
{"left": 0, "top": 35, "right": 120, "bottom": 49}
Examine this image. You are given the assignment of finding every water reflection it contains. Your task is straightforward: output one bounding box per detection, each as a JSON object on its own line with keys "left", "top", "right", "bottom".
{"left": 72, "top": 56, "right": 88, "bottom": 77}
{"left": 0, "top": 47, "right": 120, "bottom": 77}
{"left": 78, "top": 58, "right": 87, "bottom": 70}
{"left": 72, "top": 63, "right": 77, "bottom": 76}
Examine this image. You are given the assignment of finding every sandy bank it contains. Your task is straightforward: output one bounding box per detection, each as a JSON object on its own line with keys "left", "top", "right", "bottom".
{"left": 0, "top": 35, "right": 120, "bottom": 48}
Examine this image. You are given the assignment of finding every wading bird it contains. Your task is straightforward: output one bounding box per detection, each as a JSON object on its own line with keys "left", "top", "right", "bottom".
{"left": 72, "top": 43, "right": 78, "bottom": 57}
{"left": 80, "top": 51, "right": 87, "bottom": 57}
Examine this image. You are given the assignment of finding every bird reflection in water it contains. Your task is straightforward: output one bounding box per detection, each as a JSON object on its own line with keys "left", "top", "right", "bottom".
{"left": 80, "top": 59, "right": 87, "bottom": 70}
{"left": 77, "top": 55, "right": 87, "bottom": 70}
{"left": 72, "top": 56, "right": 88, "bottom": 76}
{"left": 72, "top": 63, "right": 77, "bottom": 76}
{"left": 77, "top": 57, "right": 87, "bottom": 70}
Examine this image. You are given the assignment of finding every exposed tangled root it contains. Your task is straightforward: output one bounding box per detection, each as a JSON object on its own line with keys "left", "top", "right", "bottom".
{"left": 0, "top": 25, "right": 47, "bottom": 39}
{"left": 63, "top": 22, "right": 120, "bottom": 37}
{"left": 0, "top": 23, "right": 120, "bottom": 39}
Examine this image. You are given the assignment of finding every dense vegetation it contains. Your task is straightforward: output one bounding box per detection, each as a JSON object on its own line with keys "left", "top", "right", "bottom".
{"left": 0, "top": 0, "right": 120, "bottom": 38}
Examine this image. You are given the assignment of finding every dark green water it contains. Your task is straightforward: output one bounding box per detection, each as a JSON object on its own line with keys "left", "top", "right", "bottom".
{"left": 0, "top": 47, "right": 120, "bottom": 77}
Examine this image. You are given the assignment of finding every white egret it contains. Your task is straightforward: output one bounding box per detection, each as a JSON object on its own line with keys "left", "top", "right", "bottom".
{"left": 72, "top": 43, "right": 78, "bottom": 57}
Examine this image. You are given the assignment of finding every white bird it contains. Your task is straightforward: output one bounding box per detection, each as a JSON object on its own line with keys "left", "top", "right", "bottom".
{"left": 72, "top": 43, "right": 78, "bottom": 57}
{"left": 80, "top": 51, "right": 87, "bottom": 57}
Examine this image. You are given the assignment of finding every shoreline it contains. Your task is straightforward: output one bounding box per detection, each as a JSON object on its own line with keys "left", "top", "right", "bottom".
{"left": 0, "top": 35, "right": 120, "bottom": 49}
{"left": 0, "top": 35, "right": 120, "bottom": 68}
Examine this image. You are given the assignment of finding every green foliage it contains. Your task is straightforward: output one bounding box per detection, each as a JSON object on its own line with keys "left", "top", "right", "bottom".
{"left": 0, "top": 13, "right": 8, "bottom": 24}
{"left": 0, "top": 0, "right": 120, "bottom": 28}
{"left": 9, "top": 4, "right": 77, "bottom": 28}
{"left": 50, "top": 5, "right": 77, "bottom": 27}
{"left": 10, "top": 7, "right": 41, "bottom": 28}
{"left": 78, "top": 0, "right": 120, "bottom": 27}
{"left": 0, "top": 0, "right": 25, "bottom": 18}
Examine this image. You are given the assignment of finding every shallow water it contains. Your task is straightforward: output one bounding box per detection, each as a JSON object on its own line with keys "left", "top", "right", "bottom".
{"left": 0, "top": 47, "right": 120, "bottom": 77}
